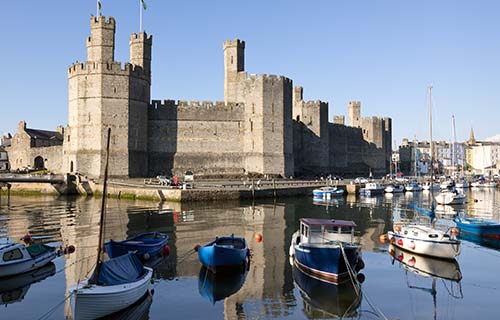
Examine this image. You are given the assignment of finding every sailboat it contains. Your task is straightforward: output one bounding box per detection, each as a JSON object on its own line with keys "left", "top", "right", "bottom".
{"left": 69, "top": 128, "right": 153, "bottom": 320}
{"left": 422, "top": 86, "right": 439, "bottom": 191}
{"left": 405, "top": 138, "right": 422, "bottom": 192}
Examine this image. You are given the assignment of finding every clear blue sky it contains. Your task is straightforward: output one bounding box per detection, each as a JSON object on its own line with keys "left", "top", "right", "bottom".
{"left": 1, "top": 0, "right": 499, "bottom": 145}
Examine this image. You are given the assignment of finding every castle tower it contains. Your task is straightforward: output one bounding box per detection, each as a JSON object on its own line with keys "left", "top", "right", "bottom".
{"left": 130, "top": 32, "right": 152, "bottom": 77}
{"left": 65, "top": 16, "right": 151, "bottom": 178}
{"left": 87, "top": 16, "right": 115, "bottom": 63}
{"left": 348, "top": 101, "right": 361, "bottom": 128}
{"left": 224, "top": 39, "right": 245, "bottom": 103}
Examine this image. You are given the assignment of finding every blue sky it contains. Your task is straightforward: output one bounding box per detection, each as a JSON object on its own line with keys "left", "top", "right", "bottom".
{"left": 1, "top": 0, "right": 499, "bottom": 145}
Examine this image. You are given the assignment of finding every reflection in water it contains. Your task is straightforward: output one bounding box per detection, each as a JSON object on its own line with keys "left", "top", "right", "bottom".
{"left": 293, "top": 265, "right": 361, "bottom": 319}
{"left": 0, "top": 262, "right": 56, "bottom": 306}
{"left": 459, "top": 233, "right": 500, "bottom": 251}
{"left": 198, "top": 266, "right": 248, "bottom": 304}
{"left": 100, "top": 292, "right": 153, "bottom": 320}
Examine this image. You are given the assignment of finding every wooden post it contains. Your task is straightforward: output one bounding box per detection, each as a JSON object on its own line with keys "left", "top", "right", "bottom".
{"left": 273, "top": 179, "right": 277, "bottom": 199}
{"left": 7, "top": 184, "right": 11, "bottom": 204}
{"left": 251, "top": 179, "right": 255, "bottom": 200}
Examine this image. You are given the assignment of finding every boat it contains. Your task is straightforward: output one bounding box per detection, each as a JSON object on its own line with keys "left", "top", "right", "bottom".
{"left": 289, "top": 218, "right": 362, "bottom": 284}
{"left": 388, "top": 244, "right": 462, "bottom": 281}
{"left": 471, "top": 177, "right": 498, "bottom": 188}
{"left": 435, "top": 188, "right": 466, "bottom": 205}
{"left": 359, "top": 182, "right": 385, "bottom": 196}
{"left": 454, "top": 216, "right": 500, "bottom": 239}
{"left": 105, "top": 231, "right": 169, "bottom": 260}
{"left": 455, "top": 177, "right": 469, "bottom": 189}
{"left": 293, "top": 264, "right": 361, "bottom": 319}
{"left": 0, "top": 262, "right": 55, "bottom": 306}
{"left": 385, "top": 184, "right": 404, "bottom": 193}
{"left": 422, "top": 181, "right": 440, "bottom": 191}
{"left": 69, "top": 128, "right": 153, "bottom": 320}
{"left": 312, "top": 186, "right": 344, "bottom": 198}
{"left": 0, "top": 242, "right": 57, "bottom": 278}
{"left": 405, "top": 180, "right": 423, "bottom": 192}
{"left": 440, "top": 180, "right": 454, "bottom": 190}
{"left": 197, "top": 234, "right": 250, "bottom": 273}
{"left": 458, "top": 232, "right": 500, "bottom": 251}
{"left": 198, "top": 266, "right": 248, "bottom": 304}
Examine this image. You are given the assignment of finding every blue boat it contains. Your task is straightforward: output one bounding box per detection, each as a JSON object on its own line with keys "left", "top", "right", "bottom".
{"left": 454, "top": 217, "right": 500, "bottom": 239}
{"left": 289, "top": 218, "right": 362, "bottom": 284}
{"left": 105, "top": 232, "right": 169, "bottom": 260}
{"left": 198, "top": 266, "right": 248, "bottom": 304}
{"left": 197, "top": 234, "right": 250, "bottom": 273}
{"left": 312, "top": 187, "right": 344, "bottom": 198}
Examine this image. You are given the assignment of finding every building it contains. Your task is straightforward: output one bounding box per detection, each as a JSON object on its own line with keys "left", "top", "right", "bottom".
{"left": 8, "top": 16, "right": 392, "bottom": 179}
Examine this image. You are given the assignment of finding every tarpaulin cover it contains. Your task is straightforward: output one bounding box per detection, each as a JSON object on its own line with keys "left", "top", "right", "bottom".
{"left": 90, "top": 253, "right": 145, "bottom": 285}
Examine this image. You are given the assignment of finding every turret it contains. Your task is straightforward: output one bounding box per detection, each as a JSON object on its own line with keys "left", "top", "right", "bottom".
{"left": 130, "top": 32, "right": 152, "bottom": 78}
{"left": 86, "top": 16, "right": 116, "bottom": 63}
{"left": 348, "top": 101, "right": 361, "bottom": 128}
{"left": 223, "top": 39, "right": 245, "bottom": 103}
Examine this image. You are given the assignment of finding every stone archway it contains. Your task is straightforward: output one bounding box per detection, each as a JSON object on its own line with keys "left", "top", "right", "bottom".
{"left": 34, "top": 156, "right": 45, "bottom": 170}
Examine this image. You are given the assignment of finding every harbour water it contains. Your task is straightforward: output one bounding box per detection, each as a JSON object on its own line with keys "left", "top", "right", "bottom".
{"left": 1, "top": 189, "right": 499, "bottom": 319}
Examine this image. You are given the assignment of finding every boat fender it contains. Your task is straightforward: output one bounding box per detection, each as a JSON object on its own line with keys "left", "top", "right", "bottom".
{"left": 356, "top": 273, "right": 365, "bottom": 284}
{"left": 408, "top": 257, "right": 416, "bottom": 267}
{"left": 143, "top": 252, "right": 151, "bottom": 260}
{"left": 255, "top": 233, "right": 263, "bottom": 243}
{"left": 408, "top": 241, "right": 416, "bottom": 250}
{"left": 397, "top": 253, "right": 404, "bottom": 261}
{"left": 194, "top": 244, "right": 201, "bottom": 252}
{"left": 397, "top": 239, "right": 403, "bottom": 246}
{"left": 162, "top": 245, "right": 170, "bottom": 257}
{"left": 355, "top": 258, "right": 365, "bottom": 272}
{"left": 394, "top": 225, "right": 402, "bottom": 232}
{"left": 390, "top": 237, "right": 395, "bottom": 244}
{"left": 450, "top": 228, "right": 458, "bottom": 236}
{"left": 379, "top": 234, "right": 388, "bottom": 243}
{"left": 62, "top": 245, "right": 76, "bottom": 255}
{"left": 22, "top": 233, "right": 32, "bottom": 244}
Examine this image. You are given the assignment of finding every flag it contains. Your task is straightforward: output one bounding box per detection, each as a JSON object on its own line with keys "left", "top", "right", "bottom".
{"left": 98, "top": 0, "right": 102, "bottom": 10}
{"left": 141, "top": 0, "right": 147, "bottom": 10}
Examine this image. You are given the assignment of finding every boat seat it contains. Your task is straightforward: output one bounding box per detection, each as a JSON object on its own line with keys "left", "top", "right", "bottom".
{"left": 124, "top": 241, "right": 144, "bottom": 245}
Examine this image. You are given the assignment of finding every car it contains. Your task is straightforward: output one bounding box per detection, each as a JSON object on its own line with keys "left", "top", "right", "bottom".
{"left": 354, "top": 177, "right": 368, "bottom": 184}
{"left": 156, "top": 175, "right": 171, "bottom": 186}
{"left": 184, "top": 170, "right": 194, "bottom": 182}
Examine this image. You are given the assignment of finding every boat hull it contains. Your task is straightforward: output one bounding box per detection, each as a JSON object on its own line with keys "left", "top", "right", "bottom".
{"left": 455, "top": 218, "right": 500, "bottom": 239}
{"left": 69, "top": 267, "right": 153, "bottom": 320}
{"left": 435, "top": 192, "right": 466, "bottom": 205}
{"left": 388, "top": 231, "right": 460, "bottom": 259}
{"left": 312, "top": 189, "right": 344, "bottom": 197}
{"left": 0, "top": 250, "right": 57, "bottom": 278}
{"left": 198, "top": 240, "right": 249, "bottom": 272}
{"left": 105, "top": 232, "right": 168, "bottom": 259}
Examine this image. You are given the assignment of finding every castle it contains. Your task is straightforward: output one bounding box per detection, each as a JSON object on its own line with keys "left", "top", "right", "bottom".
{"left": 7, "top": 16, "right": 392, "bottom": 178}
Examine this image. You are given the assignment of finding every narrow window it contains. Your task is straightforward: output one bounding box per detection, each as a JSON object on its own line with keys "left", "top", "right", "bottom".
{"left": 250, "top": 120, "right": 253, "bottom": 132}
{"left": 68, "top": 135, "right": 71, "bottom": 142}
{"left": 231, "top": 56, "right": 233, "bottom": 64}
{"left": 252, "top": 103, "right": 255, "bottom": 114}
{"left": 272, "top": 122, "right": 274, "bottom": 133}
{"left": 272, "top": 103, "right": 274, "bottom": 114}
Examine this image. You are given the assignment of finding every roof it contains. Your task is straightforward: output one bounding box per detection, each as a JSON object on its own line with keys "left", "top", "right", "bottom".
{"left": 25, "top": 128, "right": 63, "bottom": 141}
{"left": 300, "top": 218, "right": 357, "bottom": 228}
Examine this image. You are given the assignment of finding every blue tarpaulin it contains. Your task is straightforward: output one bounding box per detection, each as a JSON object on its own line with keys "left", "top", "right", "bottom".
{"left": 90, "top": 253, "right": 145, "bottom": 285}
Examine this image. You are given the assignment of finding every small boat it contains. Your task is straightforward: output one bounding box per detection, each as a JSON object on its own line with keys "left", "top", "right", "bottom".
{"left": 293, "top": 264, "right": 361, "bottom": 319}
{"left": 435, "top": 188, "right": 466, "bottom": 205}
{"left": 197, "top": 234, "right": 250, "bottom": 272}
{"left": 360, "top": 182, "right": 384, "bottom": 196}
{"left": 105, "top": 232, "right": 169, "bottom": 260}
{"left": 471, "top": 177, "right": 498, "bottom": 188}
{"left": 455, "top": 178, "right": 469, "bottom": 189}
{"left": 312, "top": 186, "right": 344, "bottom": 198}
{"left": 289, "top": 218, "right": 362, "bottom": 284}
{"left": 385, "top": 184, "right": 404, "bottom": 193}
{"left": 388, "top": 223, "right": 461, "bottom": 259}
{"left": 0, "top": 262, "right": 55, "bottom": 306}
{"left": 405, "top": 180, "right": 423, "bottom": 192}
{"left": 0, "top": 243, "right": 57, "bottom": 278}
{"left": 454, "top": 217, "right": 500, "bottom": 239}
{"left": 422, "top": 181, "right": 439, "bottom": 191}
{"left": 198, "top": 266, "right": 248, "bottom": 304}
{"left": 69, "top": 129, "right": 153, "bottom": 320}
{"left": 440, "top": 180, "right": 454, "bottom": 190}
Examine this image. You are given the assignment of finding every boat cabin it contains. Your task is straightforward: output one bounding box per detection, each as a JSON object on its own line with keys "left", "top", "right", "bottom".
{"left": 0, "top": 243, "right": 31, "bottom": 265}
{"left": 299, "top": 218, "right": 357, "bottom": 245}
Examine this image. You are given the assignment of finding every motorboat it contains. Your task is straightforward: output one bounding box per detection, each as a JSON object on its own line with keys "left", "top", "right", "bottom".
{"left": 360, "top": 182, "right": 384, "bottom": 196}
{"left": 435, "top": 188, "right": 466, "bottom": 205}
{"left": 289, "top": 218, "right": 362, "bottom": 283}
{"left": 0, "top": 243, "right": 57, "bottom": 278}
{"left": 312, "top": 186, "right": 344, "bottom": 198}
{"left": 385, "top": 184, "right": 404, "bottom": 193}
{"left": 405, "top": 180, "right": 423, "bottom": 192}
{"left": 422, "top": 181, "right": 439, "bottom": 191}
{"left": 197, "top": 234, "right": 250, "bottom": 273}
{"left": 454, "top": 217, "right": 500, "bottom": 239}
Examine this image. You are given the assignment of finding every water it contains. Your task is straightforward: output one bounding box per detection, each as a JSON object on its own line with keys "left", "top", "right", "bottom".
{"left": 0, "top": 189, "right": 499, "bottom": 320}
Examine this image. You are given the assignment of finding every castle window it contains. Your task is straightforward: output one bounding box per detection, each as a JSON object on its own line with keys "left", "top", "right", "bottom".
{"left": 250, "top": 120, "right": 253, "bottom": 132}
{"left": 252, "top": 140, "right": 254, "bottom": 150}
{"left": 296, "top": 115, "right": 300, "bottom": 121}
{"left": 68, "top": 135, "right": 71, "bottom": 142}
{"left": 88, "top": 113, "right": 91, "bottom": 122}
{"left": 114, "top": 87, "right": 117, "bottom": 93}
{"left": 272, "top": 103, "right": 274, "bottom": 114}
{"left": 252, "top": 103, "right": 255, "bottom": 114}
{"left": 231, "top": 56, "right": 233, "bottom": 64}
{"left": 272, "top": 122, "right": 274, "bottom": 132}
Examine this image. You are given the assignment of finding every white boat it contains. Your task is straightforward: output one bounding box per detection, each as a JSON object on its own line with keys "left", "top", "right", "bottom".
{"left": 422, "top": 181, "right": 439, "bottom": 191}
{"left": 388, "top": 224, "right": 460, "bottom": 259}
{"left": 435, "top": 189, "right": 466, "bottom": 205}
{"left": 405, "top": 180, "right": 423, "bottom": 192}
{"left": 385, "top": 184, "right": 404, "bottom": 193}
{"left": 455, "top": 179, "right": 469, "bottom": 189}
{"left": 69, "top": 128, "right": 152, "bottom": 320}
{"left": 312, "top": 186, "right": 344, "bottom": 198}
{"left": 0, "top": 243, "right": 57, "bottom": 278}
{"left": 440, "top": 180, "right": 454, "bottom": 190}
{"left": 360, "top": 182, "right": 384, "bottom": 196}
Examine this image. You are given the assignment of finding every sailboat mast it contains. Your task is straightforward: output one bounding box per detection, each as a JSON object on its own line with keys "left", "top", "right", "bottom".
{"left": 94, "top": 127, "right": 112, "bottom": 277}
{"left": 428, "top": 86, "right": 434, "bottom": 179}
{"left": 452, "top": 115, "right": 456, "bottom": 175}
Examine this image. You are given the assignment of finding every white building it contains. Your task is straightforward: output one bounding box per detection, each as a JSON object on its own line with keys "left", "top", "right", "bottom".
{"left": 470, "top": 143, "right": 500, "bottom": 175}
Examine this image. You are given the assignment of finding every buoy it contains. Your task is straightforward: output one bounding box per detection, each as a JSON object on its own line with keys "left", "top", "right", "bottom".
{"left": 390, "top": 237, "right": 395, "bottom": 244}
{"left": 408, "top": 257, "right": 416, "bottom": 267}
{"left": 22, "top": 233, "right": 32, "bottom": 244}
{"left": 143, "top": 252, "right": 151, "bottom": 260}
{"left": 194, "top": 244, "right": 201, "bottom": 252}
{"left": 397, "top": 253, "right": 404, "bottom": 261}
{"left": 379, "top": 234, "right": 388, "bottom": 243}
{"left": 255, "top": 233, "right": 263, "bottom": 243}
{"left": 394, "top": 225, "right": 402, "bottom": 232}
{"left": 357, "top": 273, "right": 366, "bottom": 284}
{"left": 397, "top": 239, "right": 403, "bottom": 246}
{"left": 450, "top": 227, "right": 457, "bottom": 236}
{"left": 408, "top": 241, "right": 416, "bottom": 250}
{"left": 389, "top": 249, "right": 396, "bottom": 257}
{"left": 162, "top": 245, "right": 170, "bottom": 257}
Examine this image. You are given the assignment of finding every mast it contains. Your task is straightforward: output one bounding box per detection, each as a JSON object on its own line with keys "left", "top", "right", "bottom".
{"left": 428, "top": 86, "right": 434, "bottom": 180}
{"left": 93, "top": 127, "right": 112, "bottom": 280}
{"left": 452, "top": 114, "right": 457, "bottom": 175}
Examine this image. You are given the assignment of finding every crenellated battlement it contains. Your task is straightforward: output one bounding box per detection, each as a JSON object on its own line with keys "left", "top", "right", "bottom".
{"left": 244, "top": 73, "right": 293, "bottom": 85}
{"left": 130, "top": 32, "right": 152, "bottom": 44}
{"left": 68, "top": 61, "right": 147, "bottom": 78}
{"left": 223, "top": 39, "right": 245, "bottom": 49}
{"left": 148, "top": 99, "right": 245, "bottom": 121}
{"left": 303, "top": 100, "right": 327, "bottom": 107}
{"left": 150, "top": 99, "right": 243, "bottom": 110}
{"left": 90, "top": 15, "right": 115, "bottom": 28}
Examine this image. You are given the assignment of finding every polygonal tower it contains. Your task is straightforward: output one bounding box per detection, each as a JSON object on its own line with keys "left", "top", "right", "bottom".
{"left": 224, "top": 39, "right": 245, "bottom": 103}
{"left": 64, "top": 16, "right": 151, "bottom": 178}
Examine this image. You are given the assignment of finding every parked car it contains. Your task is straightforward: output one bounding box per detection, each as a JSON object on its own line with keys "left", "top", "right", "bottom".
{"left": 184, "top": 170, "right": 194, "bottom": 182}
{"left": 354, "top": 177, "right": 368, "bottom": 184}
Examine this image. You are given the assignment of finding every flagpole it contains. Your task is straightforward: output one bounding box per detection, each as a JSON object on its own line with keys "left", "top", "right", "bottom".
{"left": 97, "top": 0, "right": 99, "bottom": 17}
{"left": 140, "top": 0, "right": 143, "bottom": 32}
